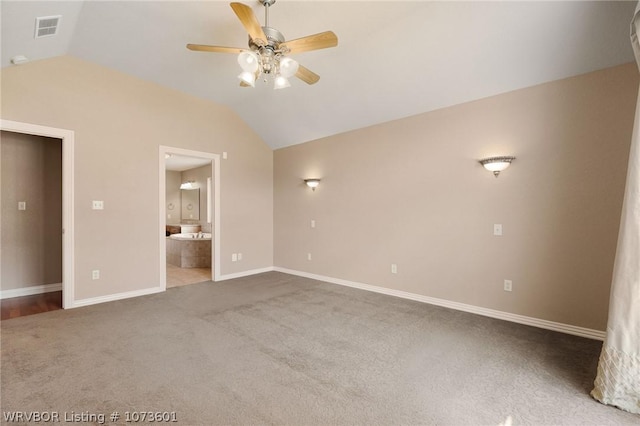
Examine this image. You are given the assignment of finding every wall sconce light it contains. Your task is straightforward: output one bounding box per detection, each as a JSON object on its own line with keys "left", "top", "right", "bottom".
{"left": 479, "top": 156, "right": 515, "bottom": 177}
{"left": 180, "top": 180, "right": 197, "bottom": 190}
{"left": 304, "top": 178, "right": 321, "bottom": 191}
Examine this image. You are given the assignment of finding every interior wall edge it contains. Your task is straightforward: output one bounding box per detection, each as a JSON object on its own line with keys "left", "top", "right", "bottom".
{"left": 273, "top": 267, "right": 607, "bottom": 341}
{"left": 72, "top": 286, "right": 163, "bottom": 309}
{"left": 0, "top": 283, "right": 62, "bottom": 300}
{"left": 217, "top": 266, "right": 275, "bottom": 282}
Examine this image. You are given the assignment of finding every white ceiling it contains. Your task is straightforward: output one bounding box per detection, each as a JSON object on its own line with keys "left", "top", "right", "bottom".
{"left": 1, "top": 1, "right": 636, "bottom": 149}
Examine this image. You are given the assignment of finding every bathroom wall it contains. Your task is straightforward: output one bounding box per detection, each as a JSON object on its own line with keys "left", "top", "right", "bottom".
{"left": 1, "top": 131, "right": 62, "bottom": 292}
{"left": 180, "top": 164, "right": 212, "bottom": 231}
{"left": 165, "top": 165, "right": 212, "bottom": 232}
{"left": 166, "top": 170, "right": 181, "bottom": 225}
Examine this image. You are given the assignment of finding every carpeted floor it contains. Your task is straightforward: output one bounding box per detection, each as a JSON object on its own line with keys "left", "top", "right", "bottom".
{"left": 1, "top": 272, "right": 638, "bottom": 425}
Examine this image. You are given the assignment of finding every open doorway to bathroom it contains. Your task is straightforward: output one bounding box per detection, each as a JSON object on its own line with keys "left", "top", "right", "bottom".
{"left": 159, "top": 146, "right": 220, "bottom": 289}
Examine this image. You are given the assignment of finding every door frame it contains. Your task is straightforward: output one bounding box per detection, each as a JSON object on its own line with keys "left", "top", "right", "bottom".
{"left": 159, "top": 146, "right": 221, "bottom": 288}
{"left": 1, "top": 119, "right": 75, "bottom": 308}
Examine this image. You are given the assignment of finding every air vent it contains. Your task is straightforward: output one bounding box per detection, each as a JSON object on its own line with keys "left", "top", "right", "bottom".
{"left": 34, "top": 15, "right": 62, "bottom": 39}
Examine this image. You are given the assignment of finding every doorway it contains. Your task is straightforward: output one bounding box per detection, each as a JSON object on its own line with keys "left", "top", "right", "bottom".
{"left": 159, "top": 146, "right": 220, "bottom": 290}
{"left": 0, "top": 120, "right": 74, "bottom": 309}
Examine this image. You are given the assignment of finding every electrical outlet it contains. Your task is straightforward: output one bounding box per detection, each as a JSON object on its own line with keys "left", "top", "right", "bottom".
{"left": 18, "top": 201, "right": 26, "bottom": 211}
{"left": 237, "top": 253, "right": 242, "bottom": 261}
{"left": 92, "top": 270, "right": 100, "bottom": 280}
{"left": 391, "top": 264, "right": 398, "bottom": 274}
{"left": 232, "top": 253, "right": 237, "bottom": 262}
{"left": 494, "top": 224, "right": 503, "bottom": 236}
{"left": 92, "top": 200, "right": 104, "bottom": 210}
{"left": 504, "top": 279, "right": 513, "bottom": 292}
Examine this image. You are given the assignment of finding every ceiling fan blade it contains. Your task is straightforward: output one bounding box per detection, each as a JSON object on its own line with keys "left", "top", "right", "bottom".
{"left": 187, "top": 44, "right": 244, "bottom": 54}
{"left": 230, "top": 2, "right": 267, "bottom": 46}
{"left": 295, "top": 65, "right": 320, "bottom": 85}
{"left": 281, "top": 31, "right": 338, "bottom": 54}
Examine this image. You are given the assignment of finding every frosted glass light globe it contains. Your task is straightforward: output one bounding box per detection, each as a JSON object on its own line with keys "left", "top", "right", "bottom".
{"left": 279, "top": 57, "right": 299, "bottom": 78}
{"left": 238, "top": 51, "right": 259, "bottom": 72}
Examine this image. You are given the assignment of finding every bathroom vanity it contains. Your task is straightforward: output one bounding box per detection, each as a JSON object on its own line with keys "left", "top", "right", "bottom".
{"left": 166, "top": 224, "right": 201, "bottom": 235}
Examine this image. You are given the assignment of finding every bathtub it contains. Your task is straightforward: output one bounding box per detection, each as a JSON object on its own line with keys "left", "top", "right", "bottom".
{"left": 169, "top": 232, "right": 212, "bottom": 240}
{"left": 167, "top": 233, "right": 212, "bottom": 268}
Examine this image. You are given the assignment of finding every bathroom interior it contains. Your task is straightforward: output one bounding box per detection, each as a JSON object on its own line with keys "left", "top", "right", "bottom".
{"left": 165, "top": 155, "right": 213, "bottom": 288}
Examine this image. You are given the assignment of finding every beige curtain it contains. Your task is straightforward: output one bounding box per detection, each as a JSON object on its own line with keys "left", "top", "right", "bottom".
{"left": 591, "top": 2, "right": 640, "bottom": 415}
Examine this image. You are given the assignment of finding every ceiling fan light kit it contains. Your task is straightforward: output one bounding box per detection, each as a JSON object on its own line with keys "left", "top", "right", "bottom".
{"left": 187, "top": 0, "right": 337, "bottom": 90}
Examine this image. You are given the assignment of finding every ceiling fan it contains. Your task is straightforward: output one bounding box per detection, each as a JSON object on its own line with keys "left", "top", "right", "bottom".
{"left": 187, "top": 0, "right": 338, "bottom": 89}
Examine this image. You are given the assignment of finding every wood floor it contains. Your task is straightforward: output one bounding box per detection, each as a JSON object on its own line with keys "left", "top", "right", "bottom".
{"left": 1, "top": 291, "right": 62, "bottom": 320}
{"left": 1, "top": 266, "right": 210, "bottom": 320}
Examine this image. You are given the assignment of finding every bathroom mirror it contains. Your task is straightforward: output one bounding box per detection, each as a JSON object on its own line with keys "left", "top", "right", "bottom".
{"left": 181, "top": 189, "right": 200, "bottom": 220}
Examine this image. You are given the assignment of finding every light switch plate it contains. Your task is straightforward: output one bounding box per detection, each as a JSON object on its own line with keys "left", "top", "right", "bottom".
{"left": 92, "top": 200, "right": 104, "bottom": 210}
{"left": 493, "top": 224, "right": 503, "bottom": 236}
{"left": 18, "top": 201, "right": 26, "bottom": 211}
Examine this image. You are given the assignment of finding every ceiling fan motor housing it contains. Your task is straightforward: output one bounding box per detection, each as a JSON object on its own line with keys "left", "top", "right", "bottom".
{"left": 249, "top": 26, "right": 285, "bottom": 51}
{"left": 248, "top": 26, "right": 286, "bottom": 74}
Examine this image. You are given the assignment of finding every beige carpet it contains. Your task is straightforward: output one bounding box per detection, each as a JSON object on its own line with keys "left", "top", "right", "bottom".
{"left": 1, "top": 272, "right": 638, "bottom": 425}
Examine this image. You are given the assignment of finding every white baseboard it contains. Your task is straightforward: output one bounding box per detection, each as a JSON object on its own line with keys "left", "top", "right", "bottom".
{"left": 71, "top": 266, "right": 274, "bottom": 308}
{"left": 0, "top": 283, "right": 62, "bottom": 300}
{"left": 73, "top": 286, "right": 164, "bottom": 308}
{"left": 273, "top": 267, "right": 606, "bottom": 341}
{"left": 217, "top": 267, "right": 275, "bottom": 281}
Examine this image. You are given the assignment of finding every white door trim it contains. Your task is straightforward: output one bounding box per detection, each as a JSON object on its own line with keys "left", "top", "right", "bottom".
{"left": 1, "top": 119, "right": 75, "bottom": 308}
{"left": 159, "top": 146, "right": 221, "bottom": 288}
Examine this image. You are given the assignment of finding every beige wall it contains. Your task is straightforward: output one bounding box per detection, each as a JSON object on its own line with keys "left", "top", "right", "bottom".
{"left": 1, "top": 131, "right": 62, "bottom": 290}
{"left": 2, "top": 54, "right": 634, "bottom": 330}
{"left": 1, "top": 55, "right": 273, "bottom": 301}
{"left": 274, "top": 63, "right": 638, "bottom": 331}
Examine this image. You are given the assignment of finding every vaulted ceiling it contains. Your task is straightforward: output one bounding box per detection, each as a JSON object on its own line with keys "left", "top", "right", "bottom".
{"left": 1, "top": 1, "right": 636, "bottom": 149}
